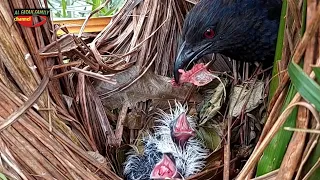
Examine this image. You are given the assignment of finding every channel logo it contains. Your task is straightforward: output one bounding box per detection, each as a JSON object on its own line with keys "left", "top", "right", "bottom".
{"left": 13, "top": 9, "right": 50, "bottom": 28}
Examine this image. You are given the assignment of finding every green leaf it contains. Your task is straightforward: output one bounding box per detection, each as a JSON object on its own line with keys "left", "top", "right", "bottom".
{"left": 301, "top": 140, "right": 320, "bottom": 179}
{"left": 288, "top": 62, "right": 320, "bottom": 111}
{"left": 197, "top": 126, "right": 221, "bottom": 151}
{"left": 268, "top": 0, "right": 287, "bottom": 102}
{"left": 257, "top": 0, "right": 299, "bottom": 175}
{"left": 0, "top": 173, "right": 7, "bottom": 180}
{"left": 61, "top": 0, "right": 67, "bottom": 18}
{"left": 256, "top": 84, "right": 298, "bottom": 176}
{"left": 312, "top": 66, "right": 320, "bottom": 81}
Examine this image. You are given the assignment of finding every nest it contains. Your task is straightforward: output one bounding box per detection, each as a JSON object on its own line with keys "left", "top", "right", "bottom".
{"left": 0, "top": 0, "right": 319, "bottom": 179}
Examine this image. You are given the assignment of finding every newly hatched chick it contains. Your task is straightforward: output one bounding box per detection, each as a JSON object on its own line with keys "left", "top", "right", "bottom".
{"left": 154, "top": 102, "right": 197, "bottom": 146}
{"left": 154, "top": 102, "right": 208, "bottom": 177}
{"left": 123, "top": 135, "right": 180, "bottom": 180}
{"left": 123, "top": 102, "right": 208, "bottom": 179}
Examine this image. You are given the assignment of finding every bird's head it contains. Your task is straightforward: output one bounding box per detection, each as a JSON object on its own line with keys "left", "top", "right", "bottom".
{"left": 155, "top": 102, "right": 196, "bottom": 147}
{"left": 174, "top": 0, "right": 253, "bottom": 83}
{"left": 150, "top": 154, "right": 180, "bottom": 180}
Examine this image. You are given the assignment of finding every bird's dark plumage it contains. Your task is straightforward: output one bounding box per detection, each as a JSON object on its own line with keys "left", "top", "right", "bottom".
{"left": 174, "top": 0, "right": 282, "bottom": 83}
{"left": 123, "top": 140, "right": 162, "bottom": 180}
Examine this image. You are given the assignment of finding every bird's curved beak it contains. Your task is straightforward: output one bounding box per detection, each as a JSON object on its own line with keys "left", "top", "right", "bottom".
{"left": 150, "top": 154, "right": 179, "bottom": 180}
{"left": 174, "top": 41, "right": 211, "bottom": 83}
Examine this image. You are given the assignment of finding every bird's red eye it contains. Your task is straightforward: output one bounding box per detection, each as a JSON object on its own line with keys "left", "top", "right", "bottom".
{"left": 204, "top": 28, "right": 215, "bottom": 39}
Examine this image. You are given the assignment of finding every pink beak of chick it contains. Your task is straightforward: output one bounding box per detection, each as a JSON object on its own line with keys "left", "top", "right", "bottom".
{"left": 172, "top": 113, "right": 195, "bottom": 146}
{"left": 150, "top": 154, "right": 180, "bottom": 180}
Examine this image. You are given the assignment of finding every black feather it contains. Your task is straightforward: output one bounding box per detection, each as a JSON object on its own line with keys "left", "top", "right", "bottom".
{"left": 174, "top": 0, "right": 282, "bottom": 82}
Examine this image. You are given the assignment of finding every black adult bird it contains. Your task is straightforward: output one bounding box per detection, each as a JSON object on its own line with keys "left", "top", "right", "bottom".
{"left": 173, "top": 0, "right": 282, "bottom": 83}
